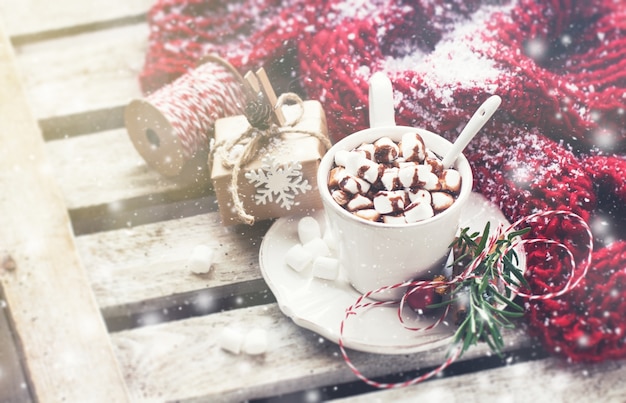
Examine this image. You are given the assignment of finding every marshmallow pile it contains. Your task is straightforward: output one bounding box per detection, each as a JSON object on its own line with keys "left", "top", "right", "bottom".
{"left": 219, "top": 326, "right": 268, "bottom": 355}
{"left": 327, "top": 132, "right": 462, "bottom": 224}
{"left": 284, "top": 216, "right": 340, "bottom": 280}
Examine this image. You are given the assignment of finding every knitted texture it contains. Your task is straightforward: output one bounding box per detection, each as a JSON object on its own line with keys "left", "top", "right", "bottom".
{"left": 139, "top": 0, "right": 626, "bottom": 362}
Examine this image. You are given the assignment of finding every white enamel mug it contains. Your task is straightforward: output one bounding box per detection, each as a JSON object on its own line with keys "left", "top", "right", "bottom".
{"left": 317, "top": 73, "right": 473, "bottom": 300}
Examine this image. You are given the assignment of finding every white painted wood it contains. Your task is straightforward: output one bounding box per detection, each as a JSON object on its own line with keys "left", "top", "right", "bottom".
{"left": 0, "top": 0, "right": 154, "bottom": 38}
{"left": 111, "top": 303, "right": 534, "bottom": 402}
{"left": 0, "top": 21, "right": 129, "bottom": 402}
{"left": 12, "top": 23, "right": 148, "bottom": 119}
{"left": 333, "top": 357, "right": 626, "bottom": 402}
{"left": 76, "top": 211, "right": 269, "bottom": 314}
{"left": 45, "top": 128, "right": 209, "bottom": 211}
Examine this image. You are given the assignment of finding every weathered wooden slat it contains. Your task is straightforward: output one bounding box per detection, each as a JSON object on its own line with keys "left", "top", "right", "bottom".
{"left": 13, "top": 23, "right": 148, "bottom": 120}
{"left": 0, "top": 0, "right": 153, "bottom": 39}
{"left": 333, "top": 357, "right": 626, "bottom": 402}
{"left": 45, "top": 128, "right": 211, "bottom": 211}
{"left": 111, "top": 303, "right": 534, "bottom": 402}
{"left": 0, "top": 21, "right": 129, "bottom": 402}
{"left": 76, "top": 211, "right": 271, "bottom": 316}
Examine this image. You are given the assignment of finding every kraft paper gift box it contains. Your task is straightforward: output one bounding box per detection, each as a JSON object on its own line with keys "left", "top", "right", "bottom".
{"left": 211, "top": 99, "right": 329, "bottom": 225}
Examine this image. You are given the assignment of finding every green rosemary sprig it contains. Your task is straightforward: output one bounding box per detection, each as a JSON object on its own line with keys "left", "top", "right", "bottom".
{"left": 431, "top": 222, "right": 530, "bottom": 356}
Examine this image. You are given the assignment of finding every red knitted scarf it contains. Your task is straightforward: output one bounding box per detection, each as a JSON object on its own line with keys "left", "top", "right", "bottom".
{"left": 139, "top": 0, "right": 626, "bottom": 363}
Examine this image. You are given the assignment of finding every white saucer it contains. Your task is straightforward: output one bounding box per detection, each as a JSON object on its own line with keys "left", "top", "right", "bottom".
{"left": 259, "top": 192, "right": 525, "bottom": 354}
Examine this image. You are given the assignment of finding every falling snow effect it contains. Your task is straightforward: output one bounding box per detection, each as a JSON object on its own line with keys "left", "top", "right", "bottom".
{"left": 244, "top": 156, "right": 312, "bottom": 210}
{"left": 138, "top": 0, "right": 626, "bottom": 378}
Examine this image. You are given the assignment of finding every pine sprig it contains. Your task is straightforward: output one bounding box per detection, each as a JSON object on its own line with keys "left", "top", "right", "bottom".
{"left": 431, "top": 222, "right": 530, "bottom": 356}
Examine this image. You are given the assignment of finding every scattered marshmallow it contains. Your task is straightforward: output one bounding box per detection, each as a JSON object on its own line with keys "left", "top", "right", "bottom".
{"left": 312, "top": 256, "right": 340, "bottom": 280}
{"left": 323, "top": 228, "right": 338, "bottom": 251}
{"left": 219, "top": 326, "right": 244, "bottom": 354}
{"left": 298, "top": 216, "right": 321, "bottom": 244}
{"left": 374, "top": 136, "right": 399, "bottom": 163}
{"left": 187, "top": 244, "right": 215, "bottom": 274}
{"left": 285, "top": 243, "right": 313, "bottom": 272}
{"left": 242, "top": 328, "right": 268, "bottom": 355}
{"left": 303, "top": 237, "right": 331, "bottom": 259}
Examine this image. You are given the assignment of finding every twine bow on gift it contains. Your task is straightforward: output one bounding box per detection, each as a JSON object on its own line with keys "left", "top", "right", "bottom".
{"left": 211, "top": 90, "right": 332, "bottom": 225}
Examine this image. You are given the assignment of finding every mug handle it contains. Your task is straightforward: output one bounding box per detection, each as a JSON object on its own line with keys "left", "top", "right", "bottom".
{"left": 368, "top": 72, "right": 396, "bottom": 128}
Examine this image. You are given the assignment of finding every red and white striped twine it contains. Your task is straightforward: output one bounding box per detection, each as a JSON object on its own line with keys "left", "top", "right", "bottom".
{"left": 147, "top": 60, "right": 246, "bottom": 159}
{"left": 338, "top": 210, "right": 593, "bottom": 389}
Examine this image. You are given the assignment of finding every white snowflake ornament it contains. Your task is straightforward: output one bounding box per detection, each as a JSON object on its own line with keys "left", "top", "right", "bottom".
{"left": 244, "top": 156, "right": 312, "bottom": 210}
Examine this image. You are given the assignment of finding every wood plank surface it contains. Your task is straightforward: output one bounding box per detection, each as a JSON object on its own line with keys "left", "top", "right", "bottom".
{"left": 13, "top": 23, "right": 148, "bottom": 120}
{"left": 76, "top": 210, "right": 270, "bottom": 316}
{"left": 45, "top": 128, "right": 208, "bottom": 211}
{"left": 333, "top": 357, "right": 626, "bottom": 402}
{"left": 0, "top": 0, "right": 153, "bottom": 39}
{"left": 111, "top": 303, "right": 534, "bottom": 402}
{"left": 0, "top": 21, "right": 129, "bottom": 402}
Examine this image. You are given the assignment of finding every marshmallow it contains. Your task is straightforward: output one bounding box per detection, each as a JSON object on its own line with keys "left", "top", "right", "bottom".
{"left": 339, "top": 174, "right": 371, "bottom": 194}
{"left": 344, "top": 151, "right": 368, "bottom": 177}
{"left": 356, "top": 142, "right": 376, "bottom": 159}
{"left": 242, "top": 328, "right": 268, "bottom": 355}
{"left": 312, "top": 256, "right": 340, "bottom": 280}
{"left": 303, "top": 237, "right": 331, "bottom": 259}
{"left": 219, "top": 327, "right": 244, "bottom": 354}
{"left": 331, "top": 189, "right": 350, "bottom": 206}
{"left": 328, "top": 167, "right": 347, "bottom": 188}
{"left": 187, "top": 244, "right": 215, "bottom": 274}
{"left": 334, "top": 149, "right": 351, "bottom": 167}
{"left": 373, "top": 191, "right": 405, "bottom": 214}
{"left": 359, "top": 159, "right": 383, "bottom": 183}
{"left": 400, "top": 132, "right": 426, "bottom": 162}
{"left": 374, "top": 137, "right": 399, "bottom": 163}
{"left": 404, "top": 199, "right": 435, "bottom": 223}
{"left": 418, "top": 166, "right": 441, "bottom": 191}
{"left": 408, "top": 188, "right": 432, "bottom": 204}
{"left": 354, "top": 209, "right": 381, "bottom": 222}
{"left": 381, "top": 167, "right": 401, "bottom": 191}
{"left": 424, "top": 155, "right": 444, "bottom": 175}
{"left": 285, "top": 243, "right": 313, "bottom": 272}
{"left": 347, "top": 194, "right": 374, "bottom": 211}
{"left": 431, "top": 192, "right": 455, "bottom": 212}
{"left": 440, "top": 169, "right": 462, "bottom": 193}
{"left": 323, "top": 229, "right": 338, "bottom": 251}
{"left": 298, "top": 216, "right": 321, "bottom": 244}
{"left": 398, "top": 164, "right": 420, "bottom": 188}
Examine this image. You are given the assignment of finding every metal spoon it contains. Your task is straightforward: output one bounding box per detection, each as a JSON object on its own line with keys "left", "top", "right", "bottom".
{"left": 442, "top": 95, "right": 502, "bottom": 168}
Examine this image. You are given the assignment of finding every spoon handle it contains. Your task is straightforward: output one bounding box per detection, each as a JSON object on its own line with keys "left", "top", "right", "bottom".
{"left": 442, "top": 95, "right": 502, "bottom": 168}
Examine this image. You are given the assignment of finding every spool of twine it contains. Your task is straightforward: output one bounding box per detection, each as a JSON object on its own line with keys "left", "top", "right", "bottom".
{"left": 125, "top": 55, "right": 247, "bottom": 177}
